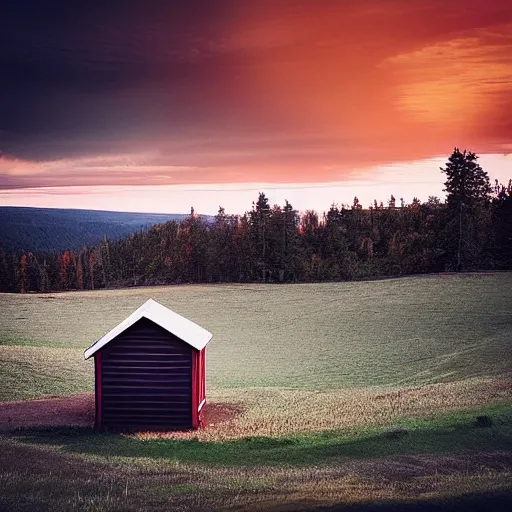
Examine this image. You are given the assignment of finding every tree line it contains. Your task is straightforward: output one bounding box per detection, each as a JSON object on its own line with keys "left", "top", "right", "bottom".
{"left": 1, "top": 148, "right": 511, "bottom": 293}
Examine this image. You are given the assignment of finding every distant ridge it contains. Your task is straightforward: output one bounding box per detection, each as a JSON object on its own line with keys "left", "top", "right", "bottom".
{"left": 0, "top": 206, "right": 212, "bottom": 253}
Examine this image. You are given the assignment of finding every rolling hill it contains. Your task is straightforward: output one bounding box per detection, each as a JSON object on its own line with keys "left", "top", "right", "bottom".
{"left": 0, "top": 207, "right": 209, "bottom": 253}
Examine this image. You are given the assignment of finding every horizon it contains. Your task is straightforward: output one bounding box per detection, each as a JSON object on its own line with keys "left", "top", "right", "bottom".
{"left": 1, "top": 1, "right": 511, "bottom": 213}
{"left": 1, "top": 152, "right": 511, "bottom": 216}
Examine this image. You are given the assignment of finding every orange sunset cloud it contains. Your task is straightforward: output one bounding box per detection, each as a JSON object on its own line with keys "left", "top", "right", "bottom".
{"left": 1, "top": 0, "right": 511, "bottom": 211}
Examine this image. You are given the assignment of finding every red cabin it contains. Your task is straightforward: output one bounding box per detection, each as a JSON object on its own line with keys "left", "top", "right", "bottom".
{"left": 84, "top": 298, "right": 212, "bottom": 431}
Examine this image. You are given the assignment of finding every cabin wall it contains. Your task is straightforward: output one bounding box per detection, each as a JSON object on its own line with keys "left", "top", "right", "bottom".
{"left": 191, "top": 348, "right": 207, "bottom": 428}
{"left": 198, "top": 348, "right": 206, "bottom": 409}
{"left": 99, "top": 318, "right": 193, "bottom": 430}
{"left": 94, "top": 352, "right": 103, "bottom": 430}
{"left": 198, "top": 348, "right": 206, "bottom": 424}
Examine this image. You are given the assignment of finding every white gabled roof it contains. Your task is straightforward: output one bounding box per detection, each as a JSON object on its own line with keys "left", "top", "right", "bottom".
{"left": 84, "top": 298, "right": 213, "bottom": 359}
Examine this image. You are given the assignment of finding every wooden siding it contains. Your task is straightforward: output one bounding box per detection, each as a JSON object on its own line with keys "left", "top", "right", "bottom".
{"left": 100, "top": 317, "right": 192, "bottom": 430}
{"left": 191, "top": 349, "right": 198, "bottom": 428}
{"left": 198, "top": 348, "right": 206, "bottom": 426}
{"left": 94, "top": 352, "right": 102, "bottom": 430}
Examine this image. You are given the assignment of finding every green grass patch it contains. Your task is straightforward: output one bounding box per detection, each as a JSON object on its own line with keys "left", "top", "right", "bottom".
{"left": 1, "top": 274, "right": 512, "bottom": 399}
{"left": 11, "top": 403, "right": 512, "bottom": 467}
{"left": 0, "top": 334, "right": 69, "bottom": 348}
{"left": 166, "top": 483, "right": 201, "bottom": 496}
{"left": 0, "top": 346, "right": 92, "bottom": 401}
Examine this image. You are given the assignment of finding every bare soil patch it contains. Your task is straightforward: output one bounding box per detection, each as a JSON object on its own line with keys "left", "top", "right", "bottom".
{"left": 0, "top": 394, "right": 243, "bottom": 433}
{"left": 202, "top": 402, "right": 244, "bottom": 427}
{"left": 0, "top": 393, "right": 95, "bottom": 431}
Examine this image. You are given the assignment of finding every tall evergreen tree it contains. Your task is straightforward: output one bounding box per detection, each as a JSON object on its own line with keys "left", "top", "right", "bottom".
{"left": 249, "top": 192, "right": 271, "bottom": 281}
{"left": 441, "top": 148, "right": 492, "bottom": 270}
{"left": 282, "top": 200, "right": 299, "bottom": 281}
{"left": 442, "top": 149, "right": 492, "bottom": 209}
{"left": 0, "top": 250, "right": 11, "bottom": 292}
{"left": 492, "top": 179, "right": 512, "bottom": 268}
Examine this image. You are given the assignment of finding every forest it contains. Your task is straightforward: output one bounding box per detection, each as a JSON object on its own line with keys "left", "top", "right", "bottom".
{"left": 0, "top": 207, "right": 191, "bottom": 253}
{"left": 1, "top": 149, "right": 511, "bottom": 293}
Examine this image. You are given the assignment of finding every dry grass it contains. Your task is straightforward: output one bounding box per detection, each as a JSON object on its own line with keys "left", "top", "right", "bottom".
{"left": 1, "top": 436, "right": 511, "bottom": 511}
{"left": 136, "top": 375, "right": 512, "bottom": 441}
{"left": 1, "top": 376, "right": 510, "bottom": 439}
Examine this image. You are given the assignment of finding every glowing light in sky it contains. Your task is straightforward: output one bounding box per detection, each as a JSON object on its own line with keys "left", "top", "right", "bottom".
{"left": 1, "top": 1, "right": 511, "bottom": 212}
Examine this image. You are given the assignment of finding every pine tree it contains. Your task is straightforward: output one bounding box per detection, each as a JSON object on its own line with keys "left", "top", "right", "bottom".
{"left": 441, "top": 148, "right": 492, "bottom": 270}
{"left": 249, "top": 192, "right": 271, "bottom": 281}
{"left": 492, "top": 179, "right": 512, "bottom": 268}
{"left": 442, "top": 148, "right": 492, "bottom": 210}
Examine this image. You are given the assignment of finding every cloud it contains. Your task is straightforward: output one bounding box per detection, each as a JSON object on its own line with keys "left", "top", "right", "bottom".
{"left": 0, "top": 146, "right": 369, "bottom": 189}
{"left": 1, "top": 0, "right": 511, "bottom": 189}
{"left": 0, "top": 153, "right": 202, "bottom": 188}
{"left": 1, "top": 154, "right": 510, "bottom": 215}
{"left": 382, "top": 28, "right": 512, "bottom": 129}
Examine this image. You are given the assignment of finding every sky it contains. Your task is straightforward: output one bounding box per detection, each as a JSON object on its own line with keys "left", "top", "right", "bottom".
{"left": 1, "top": 0, "right": 511, "bottom": 215}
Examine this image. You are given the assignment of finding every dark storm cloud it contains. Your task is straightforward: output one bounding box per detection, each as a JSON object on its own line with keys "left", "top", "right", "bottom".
{"left": 1, "top": 0, "right": 511, "bottom": 190}
{"left": 0, "top": 0, "right": 241, "bottom": 159}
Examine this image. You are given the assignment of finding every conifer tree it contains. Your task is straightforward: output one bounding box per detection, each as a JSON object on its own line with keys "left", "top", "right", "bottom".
{"left": 441, "top": 148, "right": 492, "bottom": 270}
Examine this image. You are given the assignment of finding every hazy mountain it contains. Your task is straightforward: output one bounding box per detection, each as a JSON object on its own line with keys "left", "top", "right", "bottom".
{"left": 0, "top": 207, "right": 212, "bottom": 252}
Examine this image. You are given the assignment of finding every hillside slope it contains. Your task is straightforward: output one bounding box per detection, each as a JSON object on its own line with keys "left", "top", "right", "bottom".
{"left": 0, "top": 207, "right": 193, "bottom": 252}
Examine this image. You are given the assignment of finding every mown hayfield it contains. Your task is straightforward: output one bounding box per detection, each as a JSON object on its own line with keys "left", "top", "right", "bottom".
{"left": 2, "top": 273, "right": 512, "bottom": 399}
{"left": 1, "top": 273, "right": 512, "bottom": 511}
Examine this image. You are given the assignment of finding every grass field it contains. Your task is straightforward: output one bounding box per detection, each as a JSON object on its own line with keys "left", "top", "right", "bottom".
{"left": 1, "top": 273, "right": 511, "bottom": 510}
{"left": 2, "top": 273, "right": 512, "bottom": 397}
